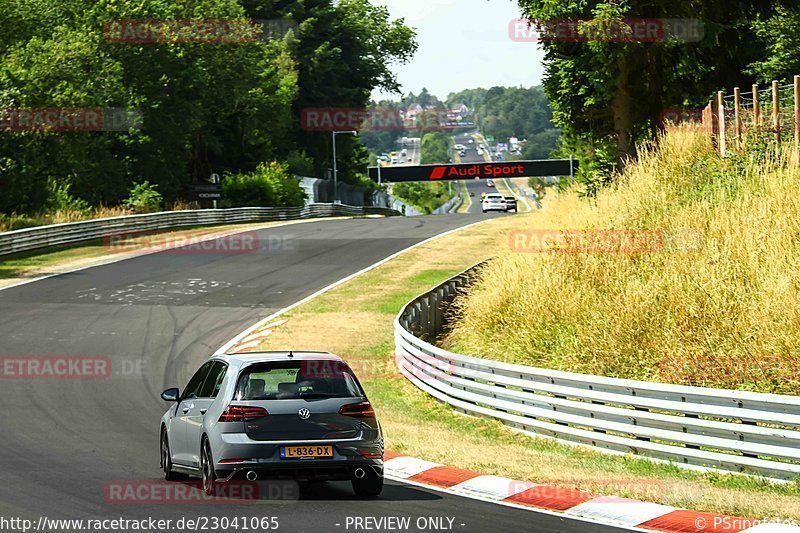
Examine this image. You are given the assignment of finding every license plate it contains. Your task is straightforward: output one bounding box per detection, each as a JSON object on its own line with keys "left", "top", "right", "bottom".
{"left": 281, "top": 445, "right": 334, "bottom": 460}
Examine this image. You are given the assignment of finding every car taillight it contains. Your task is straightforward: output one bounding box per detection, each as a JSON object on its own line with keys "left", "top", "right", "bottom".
{"left": 356, "top": 447, "right": 383, "bottom": 459}
{"left": 219, "top": 405, "right": 269, "bottom": 422}
{"left": 339, "top": 401, "right": 375, "bottom": 418}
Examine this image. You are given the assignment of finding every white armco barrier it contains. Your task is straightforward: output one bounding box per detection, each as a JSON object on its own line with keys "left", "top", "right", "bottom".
{"left": 395, "top": 265, "right": 800, "bottom": 481}
{"left": 0, "top": 204, "right": 401, "bottom": 257}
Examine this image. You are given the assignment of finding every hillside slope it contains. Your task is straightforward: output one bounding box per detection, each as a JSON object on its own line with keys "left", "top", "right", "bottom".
{"left": 445, "top": 128, "right": 800, "bottom": 395}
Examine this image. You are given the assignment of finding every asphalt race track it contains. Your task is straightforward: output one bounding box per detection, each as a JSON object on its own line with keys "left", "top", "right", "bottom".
{"left": 0, "top": 215, "right": 625, "bottom": 532}
{"left": 455, "top": 133, "right": 497, "bottom": 214}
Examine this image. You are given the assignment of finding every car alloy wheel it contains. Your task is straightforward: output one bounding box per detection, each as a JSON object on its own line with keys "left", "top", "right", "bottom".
{"left": 161, "top": 429, "right": 179, "bottom": 481}
{"left": 201, "top": 441, "right": 216, "bottom": 496}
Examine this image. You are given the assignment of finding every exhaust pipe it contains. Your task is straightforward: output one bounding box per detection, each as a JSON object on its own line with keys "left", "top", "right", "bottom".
{"left": 246, "top": 470, "right": 258, "bottom": 481}
{"left": 354, "top": 468, "right": 366, "bottom": 479}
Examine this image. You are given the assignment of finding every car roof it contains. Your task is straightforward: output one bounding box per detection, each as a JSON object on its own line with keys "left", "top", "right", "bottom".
{"left": 218, "top": 350, "right": 342, "bottom": 367}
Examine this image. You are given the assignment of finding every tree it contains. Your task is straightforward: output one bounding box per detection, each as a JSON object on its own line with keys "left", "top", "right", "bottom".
{"left": 239, "top": 0, "right": 418, "bottom": 183}
{"left": 517, "top": 0, "right": 793, "bottom": 191}
{"left": 446, "top": 88, "right": 488, "bottom": 110}
{"left": 0, "top": 0, "right": 300, "bottom": 212}
{"left": 475, "top": 86, "right": 554, "bottom": 142}
{"left": 748, "top": 6, "right": 800, "bottom": 81}
{"left": 419, "top": 132, "right": 450, "bottom": 164}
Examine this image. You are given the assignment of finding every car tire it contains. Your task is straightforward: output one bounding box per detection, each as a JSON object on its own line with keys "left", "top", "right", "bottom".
{"left": 352, "top": 470, "right": 383, "bottom": 497}
{"left": 201, "top": 439, "right": 217, "bottom": 496}
{"left": 161, "top": 428, "right": 183, "bottom": 481}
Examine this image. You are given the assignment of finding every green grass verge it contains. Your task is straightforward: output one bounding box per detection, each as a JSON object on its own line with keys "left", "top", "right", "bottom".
{"left": 255, "top": 216, "right": 800, "bottom": 521}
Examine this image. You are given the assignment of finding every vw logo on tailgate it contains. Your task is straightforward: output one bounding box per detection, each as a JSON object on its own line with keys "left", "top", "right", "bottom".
{"left": 298, "top": 408, "right": 311, "bottom": 420}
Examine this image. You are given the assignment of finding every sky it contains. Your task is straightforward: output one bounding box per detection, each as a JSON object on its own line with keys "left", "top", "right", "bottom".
{"left": 370, "top": 0, "right": 546, "bottom": 102}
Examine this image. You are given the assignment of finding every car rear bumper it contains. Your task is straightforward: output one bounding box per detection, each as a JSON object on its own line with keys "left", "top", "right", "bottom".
{"left": 216, "top": 459, "right": 383, "bottom": 482}
{"left": 210, "top": 430, "right": 383, "bottom": 480}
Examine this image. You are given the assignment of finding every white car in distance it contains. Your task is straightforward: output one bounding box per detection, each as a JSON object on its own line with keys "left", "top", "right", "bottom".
{"left": 481, "top": 193, "right": 507, "bottom": 213}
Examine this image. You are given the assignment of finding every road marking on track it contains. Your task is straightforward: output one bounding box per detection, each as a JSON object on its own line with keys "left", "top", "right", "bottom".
{"left": 0, "top": 218, "right": 343, "bottom": 293}
{"left": 218, "top": 219, "right": 488, "bottom": 355}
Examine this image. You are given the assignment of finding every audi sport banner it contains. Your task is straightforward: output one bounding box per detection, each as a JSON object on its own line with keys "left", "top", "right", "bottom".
{"left": 368, "top": 159, "right": 578, "bottom": 183}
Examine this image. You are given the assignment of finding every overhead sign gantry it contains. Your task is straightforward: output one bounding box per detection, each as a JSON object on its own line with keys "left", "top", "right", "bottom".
{"left": 368, "top": 159, "right": 578, "bottom": 183}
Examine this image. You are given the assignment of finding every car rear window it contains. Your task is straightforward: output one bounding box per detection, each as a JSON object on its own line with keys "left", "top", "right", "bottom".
{"left": 235, "top": 360, "right": 364, "bottom": 400}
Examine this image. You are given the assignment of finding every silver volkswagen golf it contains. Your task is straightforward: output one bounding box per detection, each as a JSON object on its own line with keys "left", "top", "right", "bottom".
{"left": 159, "top": 351, "right": 384, "bottom": 497}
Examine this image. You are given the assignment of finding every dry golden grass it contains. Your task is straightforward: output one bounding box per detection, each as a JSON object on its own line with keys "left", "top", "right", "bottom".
{"left": 254, "top": 210, "right": 800, "bottom": 519}
{"left": 445, "top": 128, "right": 800, "bottom": 395}
{"left": 0, "top": 205, "right": 135, "bottom": 232}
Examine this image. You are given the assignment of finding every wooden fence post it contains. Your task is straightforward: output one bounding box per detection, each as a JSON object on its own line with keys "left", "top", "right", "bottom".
{"left": 773, "top": 80, "right": 780, "bottom": 143}
{"left": 794, "top": 75, "right": 799, "bottom": 150}
{"left": 753, "top": 84, "right": 760, "bottom": 134}
{"left": 718, "top": 91, "right": 726, "bottom": 157}
{"left": 734, "top": 87, "right": 741, "bottom": 148}
{"left": 710, "top": 99, "right": 717, "bottom": 144}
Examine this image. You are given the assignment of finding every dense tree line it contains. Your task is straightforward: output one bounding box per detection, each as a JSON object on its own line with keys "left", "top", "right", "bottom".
{"left": 364, "top": 85, "right": 560, "bottom": 159}
{"left": 391, "top": 131, "right": 452, "bottom": 214}
{"left": 448, "top": 86, "right": 560, "bottom": 157}
{"left": 0, "top": 0, "right": 417, "bottom": 214}
{"left": 517, "top": 0, "right": 800, "bottom": 194}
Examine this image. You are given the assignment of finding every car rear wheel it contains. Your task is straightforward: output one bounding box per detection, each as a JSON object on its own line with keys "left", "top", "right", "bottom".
{"left": 161, "top": 428, "right": 183, "bottom": 481}
{"left": 201, "top": 439, "right": 216, "bottom": 496}
{"left": 352, "top": 470, "right": 383, "bottom": 497}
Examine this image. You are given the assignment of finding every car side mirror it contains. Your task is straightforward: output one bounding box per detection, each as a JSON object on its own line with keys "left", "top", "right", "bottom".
{"left": 161, "top": 388, "right": 180, "bottom": 402}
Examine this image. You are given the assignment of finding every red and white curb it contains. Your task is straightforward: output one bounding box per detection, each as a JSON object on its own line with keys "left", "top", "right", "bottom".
{"left": 382, "top": 452, "right": 800, "bottom": 533}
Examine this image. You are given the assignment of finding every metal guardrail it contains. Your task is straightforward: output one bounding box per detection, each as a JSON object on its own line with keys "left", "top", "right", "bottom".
{"left": 395, "top": 265, "right": 800, "bottom": 481}
{"left": 433, "top": 189, "right": 463, "bottom": 215}
{"left": 0, "top": 204, "right": 401, "bottom": 257}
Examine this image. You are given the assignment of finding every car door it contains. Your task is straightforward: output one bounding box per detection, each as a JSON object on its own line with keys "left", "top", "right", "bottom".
{"left": 171, "top": 361, "right": 214, "bottom": 466}
{"left": 184, "top": 361, "right": 228, "bottom": 468}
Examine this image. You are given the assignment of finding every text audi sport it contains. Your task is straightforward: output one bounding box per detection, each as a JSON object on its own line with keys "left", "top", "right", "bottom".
{"left": 160, "top": 351, "right": 384, "bottom": 497}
